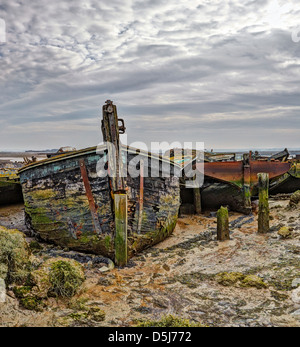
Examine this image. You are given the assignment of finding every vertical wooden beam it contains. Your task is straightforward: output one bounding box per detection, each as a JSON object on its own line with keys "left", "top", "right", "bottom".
{"left": 137, "top": 160, "right": 144, "bottom": 234}
{"left": 243, "top": 153, "right": 252, "bottom": 211}
{"left": 114, "top": 194, "right": 128, "bottom": 267}
{"left": 193, "top": 187, "right": 202, "bottom": 214}
{"left": 217, "top": 206, "right": 230, "bottom": 241}
{"left": 102, "top": 100, "right": 126, "bottom": 192}
{"left": 79, "top": 159, "right": 103, "bottom": 236}
{"left": 257, "top": 173, "right": 269, "bottom": 233}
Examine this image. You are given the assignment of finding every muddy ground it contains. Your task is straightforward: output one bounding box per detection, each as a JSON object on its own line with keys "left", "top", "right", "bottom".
{"left": 0, "top": 198, "right": 299, "bottom": 327}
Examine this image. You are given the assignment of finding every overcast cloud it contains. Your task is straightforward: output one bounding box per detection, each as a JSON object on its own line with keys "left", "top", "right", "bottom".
{"left": 0, "top": 0, "right": 300, "bottom": 150}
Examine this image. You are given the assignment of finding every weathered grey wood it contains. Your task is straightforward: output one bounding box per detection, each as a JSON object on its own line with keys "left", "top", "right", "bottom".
{"left": 217, "top": 206, "right": 230, "bottom": 241}
{"left": 258, "top": 173, "right": 269, "bottom": 233}
{"left": 102, "top": 101, "right": 126, "bottom": 192}
{"left": 114, "top": 194, "right": 128, "bottom": 266}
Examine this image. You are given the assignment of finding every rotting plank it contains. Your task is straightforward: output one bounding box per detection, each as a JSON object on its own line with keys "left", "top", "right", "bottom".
{"left": 258, "top": 173, "right": 270, "bottom": 233}
{"left": 114, "top": 193, "right": 128, "bottom": 266}
{"left": 137, "top": 159, "right": 144, "bottom": 233}
{"left": 79, "top": 158, "right": 103, "bottom": 236}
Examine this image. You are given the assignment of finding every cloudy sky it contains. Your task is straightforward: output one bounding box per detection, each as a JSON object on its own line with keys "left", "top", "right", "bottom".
{"left": 0, "top": 0, "right": 300, "bottom": 151}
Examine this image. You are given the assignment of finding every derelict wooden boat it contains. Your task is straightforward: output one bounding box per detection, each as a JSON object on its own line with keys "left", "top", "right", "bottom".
{"left": 269, "top": 162, "right": 300, "bottom": 194}
{"left": 171, "top": 150, "right": 291, "bottom": 214}
{"left": 19, "top": 101, "right": 181, "bottom": 265}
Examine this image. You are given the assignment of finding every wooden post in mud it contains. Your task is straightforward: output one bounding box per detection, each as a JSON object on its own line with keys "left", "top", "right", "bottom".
{"left": 217, "top": 206, "right": 230, "bottom": 241}
{"left": 137, "top": 160, "right": 144, "bottom": 234}
{"left": 193, "top": 187, "right": 202, "bottom": 214}
{"left": 257, "top": 173, "right": 269, "bottom": 233}
{"left": 243, "top": 153, "right": 252, "bottom": 212}
{"left": 114, "top": 194, "right": 128, "bottom": 267}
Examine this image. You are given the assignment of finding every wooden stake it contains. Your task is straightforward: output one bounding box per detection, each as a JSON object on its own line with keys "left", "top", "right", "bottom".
{"left": 114, "top": 194, "right": 128, "bottom": 266}
{"left": 193, "top": 187, "right": 202, "bottom": 214}
{"left": 257, "top": 173, "right": 269, "bottom": 233}
{"left": 217, "top": 206, "right": 230, "bottom": 241}
{"left": 137, "top": 160, "right": 144, "bottom": 234}
{"left": 243, "top": 153, "right": 252, "bottom": 211}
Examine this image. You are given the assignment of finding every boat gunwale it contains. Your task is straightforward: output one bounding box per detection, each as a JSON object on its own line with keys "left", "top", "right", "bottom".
{"left": 18, "top": 144, "right": 182, "bottom": 174}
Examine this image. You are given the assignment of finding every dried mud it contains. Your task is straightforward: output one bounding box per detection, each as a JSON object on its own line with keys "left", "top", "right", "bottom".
{"left": 0, "top": 198, "right": 299, "bottom": 327}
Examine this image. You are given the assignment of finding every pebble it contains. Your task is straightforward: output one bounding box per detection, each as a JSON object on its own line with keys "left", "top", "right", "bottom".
{"left": 99, "top": 266, "right": 109, "bottom": 273}
{"left": 292, "top": 278, "right": 300, "bottom": 288}
{"left": 291, "top": 287, "right": 300, "bottom": 304}
{"left": 291, "top": 309, "right": 300, "bottom": 318}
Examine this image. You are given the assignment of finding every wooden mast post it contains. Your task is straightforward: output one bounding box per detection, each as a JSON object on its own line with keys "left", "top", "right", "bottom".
{"left": 102, "top": 100, "right": 128, "bottom": 267}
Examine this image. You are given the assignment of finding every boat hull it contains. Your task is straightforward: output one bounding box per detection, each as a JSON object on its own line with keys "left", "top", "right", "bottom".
{"left": 19, "top": 146, "right": 181, "bottom": 259}
{"left": 0, "top": 180, "right": 23, "bottom": 205}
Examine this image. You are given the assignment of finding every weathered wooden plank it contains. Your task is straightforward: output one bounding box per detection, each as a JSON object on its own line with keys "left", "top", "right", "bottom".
{"left": 114, "top": 194, "right": 128, "bottom": 266}
{"left": 79, "top": 158, "right": 103, "bottom": 236}
{"left": 217, "top": 206, "right": 230, "bottom": 241}
{"left": 137, "top": 160, "right": 144, "bottom": 234}
{"left": 258, "top": 173, "right": 269, "bottom": 233}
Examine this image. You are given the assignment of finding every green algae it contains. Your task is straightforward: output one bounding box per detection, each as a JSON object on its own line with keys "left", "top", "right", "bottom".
{"left": 30, "top": 258, "right": 85, "bottom": 298}
{"left": 49, "top": 260, "right": 85, "bottom": 297}
{"left": 0, "top": 226, "right": 31, "bottom": 284}
{"left": 278, "top": 226, "right": 292, "bottom": 239}
{"left": 20, "top": 296, "right": 44, "bottom": 311}
{"left": 136, "top": 314, "right": 206, "bottom": 327}
{"left": 216, "top": 272, "right": 245, "bottom": 286}
{"left": 216, "top": 272, "right": 267, "bottom": 289}
{"left": 13, "top": 285, "right": 32, "bottom": 298}
{"left": 68, "top": 306, "right": 106, "bottom": 323}
{"left": 240, "top": 275, "right": 268, "bottom": 289}
{"left": 289, "top": 190, "right": 300, "bottom": 207}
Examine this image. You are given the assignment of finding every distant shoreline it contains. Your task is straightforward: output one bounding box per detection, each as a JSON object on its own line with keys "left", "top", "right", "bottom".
{"left": 0, "top": 152, "right": 53, "bottom": 158}
{"left": 0, "top": 148, "right": 299, "bottom": 165}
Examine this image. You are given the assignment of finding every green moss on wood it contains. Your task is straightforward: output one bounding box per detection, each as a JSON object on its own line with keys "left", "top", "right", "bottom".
{"left": 258, "top": 173, "right": 270, "bottom": 233}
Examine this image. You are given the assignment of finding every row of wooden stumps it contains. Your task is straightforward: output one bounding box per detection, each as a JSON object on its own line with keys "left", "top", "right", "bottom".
{"left": 217, "top": 173, "right": 270, "bottom": 241}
